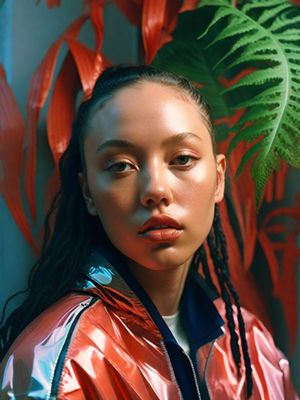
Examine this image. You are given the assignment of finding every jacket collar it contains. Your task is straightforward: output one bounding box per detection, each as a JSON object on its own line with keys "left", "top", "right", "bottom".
{"left": 76, "top": 246, "right": 224, "bottom": 349}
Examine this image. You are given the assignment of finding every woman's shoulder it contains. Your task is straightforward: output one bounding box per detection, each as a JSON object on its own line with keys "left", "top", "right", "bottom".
{"left": 4, "top": 293, "right": 96, "bottom": 358}
{"left": 214, "top": 297, "right": 284, "bottom": 358}
{"left": 213, "top": 297, "right": 298, "bottom": 399}
{"left": 0, "top": 293, "right": 99, "bottom": 397}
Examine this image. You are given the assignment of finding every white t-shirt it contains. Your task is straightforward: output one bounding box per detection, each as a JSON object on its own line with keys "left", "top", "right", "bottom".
{"left": 162, "top": 311, "right": 190, "bottom": 354}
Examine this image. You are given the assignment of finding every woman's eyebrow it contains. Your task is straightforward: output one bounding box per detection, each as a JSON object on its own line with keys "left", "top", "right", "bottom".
{"left": 96, "top": 132, "right": 202, "bottom": 153}
{"left": 162, "top": 132, "right": 202, "bottom": 146}
{"left": 96, "top": 139, "right": 135, "bottom": 153}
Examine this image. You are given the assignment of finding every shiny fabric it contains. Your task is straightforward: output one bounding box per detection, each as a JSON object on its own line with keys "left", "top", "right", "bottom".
{"left": 202, "top": 299, "right": 298, "bottom": 399}
{"left": 0, "top": 253, "right": 298, "bottom": 399}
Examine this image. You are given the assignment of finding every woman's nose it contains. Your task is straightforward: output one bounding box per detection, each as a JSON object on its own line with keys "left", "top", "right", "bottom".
{"left": 139, "top": 164, "right": 173, "bottom": 208}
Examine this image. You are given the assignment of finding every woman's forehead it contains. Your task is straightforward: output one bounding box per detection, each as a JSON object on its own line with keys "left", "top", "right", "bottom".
{"left": 83, "top": 83, "right": 213, "bottom": 157}
{"left": 89, "top": 81, "right": 204, "bottom": 130}
{"left": 109, "top": 80, "right": 198, "bottom": 108}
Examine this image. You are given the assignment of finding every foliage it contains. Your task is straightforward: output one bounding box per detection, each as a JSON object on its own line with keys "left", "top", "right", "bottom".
{"left": 154, "top": 0, "right": 300, "bottom": 205}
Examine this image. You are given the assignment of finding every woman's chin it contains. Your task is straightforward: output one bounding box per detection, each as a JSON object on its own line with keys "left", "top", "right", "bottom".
{"left": 125, "top": 250, "right": 193, "bottom": 273}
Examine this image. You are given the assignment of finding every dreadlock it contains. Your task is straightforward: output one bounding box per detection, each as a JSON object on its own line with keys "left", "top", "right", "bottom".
{"left": 1, "top": 64, "right": 252, "bottom": 397}
{"left": 196, "top": 206, "right": 253, "bottom": 397}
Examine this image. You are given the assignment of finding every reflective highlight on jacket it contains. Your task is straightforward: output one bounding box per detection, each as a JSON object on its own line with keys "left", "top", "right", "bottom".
{"left": 0, "top": 249, "right": 298, "bottom": 399}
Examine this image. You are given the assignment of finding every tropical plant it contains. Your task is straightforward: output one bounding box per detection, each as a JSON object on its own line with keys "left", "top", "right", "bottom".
{"left": 0, "top": 0, "right": 299, "bottom": 388}
{"left": 154, "top": 0, "right": 300, "bottom": 204}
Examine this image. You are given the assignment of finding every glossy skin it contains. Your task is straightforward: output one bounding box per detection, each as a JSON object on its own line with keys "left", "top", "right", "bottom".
{"left": 80, "top": 82, "right": 225, "bottom": 289}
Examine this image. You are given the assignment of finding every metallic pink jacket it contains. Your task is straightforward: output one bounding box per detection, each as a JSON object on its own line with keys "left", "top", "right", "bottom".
{"left": 0, "top": 249, "right": 298, "bottom": 399}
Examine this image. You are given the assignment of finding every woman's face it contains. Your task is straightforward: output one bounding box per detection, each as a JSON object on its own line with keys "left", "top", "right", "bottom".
{"left": 80, "top": 82, "right": 226, "bottom": 271}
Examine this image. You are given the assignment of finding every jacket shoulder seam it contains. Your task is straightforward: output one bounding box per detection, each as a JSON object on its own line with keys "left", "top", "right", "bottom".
{"left": 49, "top": 296, "right": 99, "bottom": 398}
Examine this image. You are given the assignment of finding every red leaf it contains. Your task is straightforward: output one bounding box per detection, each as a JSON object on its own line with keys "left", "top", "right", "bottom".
{"left": 263, "top": 162, "right": 289, "bottom": 203}
{"left": 86, "top": 0, "right": 105, "bottom": 54}
{"left": 265, "top": 223, "right": 286, "bottom": 235}
{"left": 142, "top": 0, "right": 168, "bottom": 64}
{"left": 276, "top": 233, "right": 299, "bottom": 353}
{"left": 275, "top": 162, "right": 288, "bottom": 200}
{"left": 25, "top": 15, "right": 89, "bottom": 221}
{"left": 243, "top": 193, "right": 257, "bottom": 269}
{"left": 66, "top": 39, "right": 104, "bottom": 98}
{"left": 47, "top": 41, "right": 108, "bottom": 169}
{"left": 225, "top": 140, "right": 258, "bottom": 269}
{"left": 220, "top": 68, "right": 256, "bottom": 88}
{"left": 214, "top": 108, "right": 245, "bottom": 129}
{"left": 257, "top": 231, "right": 280, "bottom": 295}
{"left": 47, "top": 53, "right": 80, "bottom": 168}
{"left": 257, "top": 197, "right": 300, "bottom": 344}
{"left": 219, "top": 200, "right": 243, "bottom": 279}
{"left": 46, "top": 0, "right": 61, "bottom": 7}
{"left": 35, "top": 0, "right": 60, "bottom": 7}
{"left": 179, "top": 0, "right": 199, "bottom": 13}
{"left": 142, "top": 0, "right": 198, "bottom": 64}
{"left": 0, "top": 66, "right": 39, "bottom": 254}
{"left": 264, "top": 173, "right": 274, "bottom": 203}
{"left": 115, "top": 0, "right": 196, "bottom": 64}
{"left": 25, "top": 1, "right": 108, "bottom": 219}
{"left": 261, "top": 206, "right": 300, "bottom": 229}
{"left": 114, "top": 0, "right": 142, "bottom": 26}
{"left": 45, "top": 2, "right": 107, "bottom": 212}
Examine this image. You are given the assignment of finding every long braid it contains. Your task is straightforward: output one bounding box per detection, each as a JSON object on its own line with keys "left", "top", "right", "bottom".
{"left": 197, "top": 245, "right": 218, "bottom": 294}
{"left": 206, "top": 230, "right": 242, "bottom": 369}
{"left": 202, "top": 206, "right": 253, "bottom": 397}
{"left": 213, "top": 207, "right": 253, "bottom": 397}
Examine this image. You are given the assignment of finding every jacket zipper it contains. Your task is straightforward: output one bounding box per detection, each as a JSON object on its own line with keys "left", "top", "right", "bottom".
{"left": 161, "top": 341, "right": 184, "bottom": 400}
{"left": 203, "top": 338, "right": 217, "bottom": 399}
{"left": 161, "top": 341, "right": 202, "bottom": 400}
{"left": 183, "top": 350, "right": 202, "bottom": 399}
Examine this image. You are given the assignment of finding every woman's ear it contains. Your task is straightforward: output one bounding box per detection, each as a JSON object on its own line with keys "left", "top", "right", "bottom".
{"left": 78, "top": 172, "right": 98, "bottom": 216}
{"left": 214, "top": 154, "right": 226, "bottom": 203}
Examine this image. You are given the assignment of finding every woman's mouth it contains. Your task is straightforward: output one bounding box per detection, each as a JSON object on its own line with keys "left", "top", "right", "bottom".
{"left": 138, "top": 216, "right": 183, "bottom": 243}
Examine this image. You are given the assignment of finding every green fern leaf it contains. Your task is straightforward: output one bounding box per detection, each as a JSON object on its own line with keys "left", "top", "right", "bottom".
{"left": 222, "top": 70, "right": 281, "bottom": 93}
{"left": 236, "top": 141, "right": 264, "bottom": 177}
{"left": 204, "top": 1, "right": 300, "bottom": 204}
{"left": 255, "top": 3, "right": 290, "bottom": 25}
{"left": 211, "top": 34, "right": 269, "bottom": 70}
{"left": 154, "top": 0, "right": 300, "bottom": 205}
{"left": 152, "top": 11, "right": 234, "bottom": 141}
{"left": 270, "top": 15, "right": 300, "bottom": 32}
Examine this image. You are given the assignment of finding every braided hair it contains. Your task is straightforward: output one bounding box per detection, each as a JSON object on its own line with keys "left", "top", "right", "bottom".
{"left": 0, "top": 64, "right": 252, "bottom": 397}
{"left": 195, "top": 207, "right": 253, "bottom": 397}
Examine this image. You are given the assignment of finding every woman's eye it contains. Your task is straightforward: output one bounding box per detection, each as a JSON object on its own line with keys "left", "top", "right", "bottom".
{"left": 170, "top": 155, "right": 197, "bottom": 166}
{"left": 106, "top": 161, "right": 134, "bottom": 173}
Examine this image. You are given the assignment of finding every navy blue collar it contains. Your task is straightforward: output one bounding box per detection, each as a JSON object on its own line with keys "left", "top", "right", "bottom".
{"left": 180, "top": 270, "right": 224, "bottom": 353}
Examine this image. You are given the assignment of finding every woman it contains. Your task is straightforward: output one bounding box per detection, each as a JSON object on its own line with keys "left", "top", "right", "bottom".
{"left": 0, "top": 65, "right": 297, "bottom": 399}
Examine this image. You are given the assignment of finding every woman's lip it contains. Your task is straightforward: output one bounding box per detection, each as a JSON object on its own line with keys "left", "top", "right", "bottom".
{"left": 139, "top": 215, "right": 182, "bottom": 234}
{"left": 138, "top": 228, "right": 183, "bottom": 242}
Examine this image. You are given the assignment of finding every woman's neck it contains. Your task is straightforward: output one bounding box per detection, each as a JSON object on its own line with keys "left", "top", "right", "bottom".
{"left": 127, "top": 258, "right": 192, "bottom": 316}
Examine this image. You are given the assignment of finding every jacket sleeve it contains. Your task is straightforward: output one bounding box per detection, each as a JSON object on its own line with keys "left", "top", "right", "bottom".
{"left": 213, "top": 298, "right": 299, "bottom": 400}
